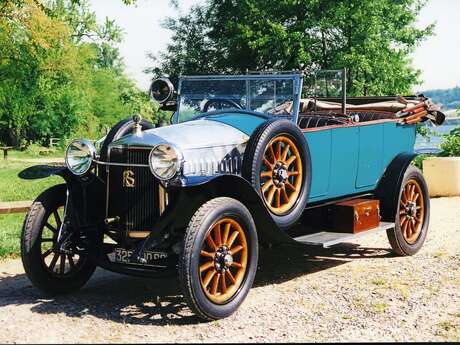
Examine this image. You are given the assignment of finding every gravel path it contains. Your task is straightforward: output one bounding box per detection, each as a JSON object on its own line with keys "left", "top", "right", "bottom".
{"left": 1, "top": 197, "right": 459, "bottom": 343}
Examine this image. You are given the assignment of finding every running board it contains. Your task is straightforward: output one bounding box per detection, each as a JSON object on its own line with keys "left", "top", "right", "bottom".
{"left": 293, "top": 222, "right": 395, "bottom": 248}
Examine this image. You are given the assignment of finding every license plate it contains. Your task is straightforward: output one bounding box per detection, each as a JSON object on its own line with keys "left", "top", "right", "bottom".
{"left": 114, "top": 247, "right": 168, "bottom": 266}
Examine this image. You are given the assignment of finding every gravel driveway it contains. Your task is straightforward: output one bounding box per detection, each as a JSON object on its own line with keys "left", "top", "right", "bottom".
{"left": 1, "top": 197, "right": 459, "bottom": 343}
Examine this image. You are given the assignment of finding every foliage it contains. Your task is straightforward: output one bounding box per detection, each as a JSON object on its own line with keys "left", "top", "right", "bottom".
{"left": 149, "top": 0, "right": 433, "bottom": 96}
{"left": 0, "top": 0, "right": 161, "bottom": 148}
{"left": 439, "top": 127, "right": 460, "bottom": 157}
{"left": 423, "top": 86, "right": 460, "bottom": 111}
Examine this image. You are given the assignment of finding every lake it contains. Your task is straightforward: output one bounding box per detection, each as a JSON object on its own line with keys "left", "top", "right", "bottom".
{"left": 415, "top": 117, "right": 460, "bottom": 151}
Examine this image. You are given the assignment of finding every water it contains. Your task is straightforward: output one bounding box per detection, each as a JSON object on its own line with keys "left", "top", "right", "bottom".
{"left": 415, "top": 117, "right": 460, "bottom": 151}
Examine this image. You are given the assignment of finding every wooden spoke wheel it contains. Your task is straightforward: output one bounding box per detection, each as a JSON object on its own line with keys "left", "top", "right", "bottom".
{"left": 199, "top": 217, "right": 248, "bottom": 304}
{"left": 260, "top": 135, "right": 303, "bottom": 215}
{"left": 21, "top": 184, "right": 96, "bottom": 295}
{"left": 179, "top": 197, "right": 258, "bottom": 320}
{"left": 386, "top": 166, "right": 430, "bottom": 256}
{"left": 399, "top": 179, "right": 425, "bottom": 244}
{"left": 40, "top": 206, "right": 85, "bottom": 277}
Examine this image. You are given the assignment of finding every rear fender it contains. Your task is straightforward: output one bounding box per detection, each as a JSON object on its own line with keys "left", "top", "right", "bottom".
{"left": 374, "top": 152, "right": 418, "bottom": 222}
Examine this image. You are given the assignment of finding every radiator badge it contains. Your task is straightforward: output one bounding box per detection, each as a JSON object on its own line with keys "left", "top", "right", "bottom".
{"left": 123, "top": 169, "right": 135, "bottom": 188}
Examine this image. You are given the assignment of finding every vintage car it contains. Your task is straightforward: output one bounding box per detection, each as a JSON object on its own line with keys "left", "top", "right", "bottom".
{"left": 19, "top": 70, "right": 445, "bottom": 320}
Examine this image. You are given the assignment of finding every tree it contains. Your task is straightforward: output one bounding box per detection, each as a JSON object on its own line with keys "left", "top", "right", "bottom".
{"left": 149, "top": 0, "right": 433, "bottom": 96}
{"left": 0, "top": 0, "right": 161, "bottom": 147}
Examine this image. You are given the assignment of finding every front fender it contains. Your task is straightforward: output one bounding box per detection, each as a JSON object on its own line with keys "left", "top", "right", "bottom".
{"left": 18, "top": 164, "right": 69, "bottom": 180}
{"left": 170, "top": 174, "right": 297, "bottom": 246}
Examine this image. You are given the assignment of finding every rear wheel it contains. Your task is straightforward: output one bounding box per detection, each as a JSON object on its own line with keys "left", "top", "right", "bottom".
{"left": 387, "top": 166, "right": 430, "bottom": 256}
{"left": 179, "top": 197, "right": 258, "bottom": 320}
{"left": 21, "top": 184, "right": 96, "bottom": 295}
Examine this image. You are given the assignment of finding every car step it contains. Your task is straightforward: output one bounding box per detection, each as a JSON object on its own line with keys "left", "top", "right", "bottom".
{"left": 293, "top": 222, "right": 395, "bottom": 248}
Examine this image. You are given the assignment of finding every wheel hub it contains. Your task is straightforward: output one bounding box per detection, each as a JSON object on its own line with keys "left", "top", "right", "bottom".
{"left": 214, "top": 246, "right": 233, "bottom": 272}
{"left": 272, "top": 163, "right": 288, "bottom": 186}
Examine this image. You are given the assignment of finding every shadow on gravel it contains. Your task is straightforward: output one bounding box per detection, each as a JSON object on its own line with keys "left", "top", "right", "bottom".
{"left": 0, "top": 243, "right": 394, "bottom": 326}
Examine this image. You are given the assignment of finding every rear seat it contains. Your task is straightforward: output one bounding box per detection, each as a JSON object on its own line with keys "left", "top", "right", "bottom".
{"left": 298, "top": 114, "right": 350, "bottom": 129}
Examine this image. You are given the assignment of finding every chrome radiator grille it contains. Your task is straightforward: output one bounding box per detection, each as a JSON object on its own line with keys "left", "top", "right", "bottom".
{"left": 106, "top": 147, "right": 159, "bottom": 232}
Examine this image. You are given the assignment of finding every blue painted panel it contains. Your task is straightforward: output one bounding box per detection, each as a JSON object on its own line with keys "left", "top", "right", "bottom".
{"left": 207, "top": 113, "right": 266, "bottom": 136}
{"left": 306, "top": 122, "right": 416, "bottom": 204}
{"left": 327, "top": 126, "right": 360, "bottom": 198}
{"left": 304, "top": 130, "right": 332, "bottom": 199}
{"left": 356, "top": 125, "right": 384, "bottom": 188}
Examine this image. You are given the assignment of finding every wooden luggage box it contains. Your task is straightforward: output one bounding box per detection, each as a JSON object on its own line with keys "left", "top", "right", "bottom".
{"left": 330, "top": 198, "right": 380, "bottom": 233}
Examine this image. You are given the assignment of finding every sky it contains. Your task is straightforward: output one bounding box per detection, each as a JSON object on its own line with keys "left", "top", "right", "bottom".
{"left": 88, "top": 0, "right": 460, "bottom": 92}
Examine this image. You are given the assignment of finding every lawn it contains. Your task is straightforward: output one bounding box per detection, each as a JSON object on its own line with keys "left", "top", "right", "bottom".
{"left": 0, "top": 159, "right": 62, "bottom": 258}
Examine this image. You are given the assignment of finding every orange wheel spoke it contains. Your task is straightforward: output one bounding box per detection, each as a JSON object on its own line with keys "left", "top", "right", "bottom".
{"left": 227, "top": 270, "right": 236, "bottom": 284}
{"left": 203, "top": 269, "right": 217, "bottom": 288}
{"left": 267, "top": 186, "right": 277, "bottom": 205}
{"left": 220, "top": 272, "right": 227, "bottom": 293}
{"left": 214, "top": 223, "right": 222, "bottom": 246}
{"left": 206, "top": 235, "right": 217, "bottom": 251}
{"left": 222, "top": 223, "right": 231, "bottom": 245}
{"left": 230, "top": 245, "right": 243, "bottom": 255}
{"left": 262, "top": 179, "right": 274, "bottom": 193}
{"left": 285, "top": 155, "right": 297, "bottom": 167}
{"left": 263, "top": 157, "right": 273, "bottom": 169}
{"left": 400, "top": 200, "right": 406, "bottom": 208}
{"left": 281, "top": 187, "right": 289, "bottom": 203}
{"left": 399, "top": 209, "right": 406, "bottom": 215}
{"left": 276, "top": 142, "right": 282, "bottom": 160}
{"left": 288, "top": 171, "right": 299, "bottom": 177}
{"left": 200, "top": 261, "right": 214, "bottom": 273}
{"left": 260, "top": 171, "right": 272, "bottom": 179}
{"left": 410, "top": 185, "right": 416, "bottom": 201}
{"left": 285, "top": 182, "right": 296, "bottom": 192}
{"left": 231, "top": 262, "right": 243, "bottom": 268}
{"left": 400, "top": 216, "right": 407, "bottom": 227}
{"left": 227, "top": 231, "right": 239, "bottom": 248}
{"left": 200, "top": 250, "right": 214, "bottom": 259}
{"left": 268, "top": 145, "right": 276, "bottom": 163}
{"left": 275, "top": 189, "right": 281, "bottom": 208}
{"left": 281, "top": 144, "right": 290, "bottom": 161}
{"left": 211, "top": 273, "right": 220, "bottom": 295}
{"left": 414, "top": 193, "right": 420, "bottom": 202}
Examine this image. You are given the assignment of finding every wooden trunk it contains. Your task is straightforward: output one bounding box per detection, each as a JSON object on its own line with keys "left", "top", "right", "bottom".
{"left": 331, "top": 198, "right": 380, "bottom": 233}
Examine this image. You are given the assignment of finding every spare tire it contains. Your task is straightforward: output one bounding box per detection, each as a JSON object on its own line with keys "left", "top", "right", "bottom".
{"left": 242, "top": 119, "right": 311, "bottom": 229}
{"left": 98, "top": 117, "right": 154, "bottom": 180}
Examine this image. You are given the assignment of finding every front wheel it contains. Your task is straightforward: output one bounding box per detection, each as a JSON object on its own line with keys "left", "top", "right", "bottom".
{"left": 179, "top": 197, "right": 258, "bottom": 320}
{"left": 387, "top": 166, "right": 430, "bottom": 256}
{"left": 21, "top": 184, "right": 96, "bottom": 295}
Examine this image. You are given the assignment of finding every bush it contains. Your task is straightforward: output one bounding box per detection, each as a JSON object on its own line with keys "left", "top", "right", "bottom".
{"left": 440, "top": 127, "right": 460, "bottom": 157}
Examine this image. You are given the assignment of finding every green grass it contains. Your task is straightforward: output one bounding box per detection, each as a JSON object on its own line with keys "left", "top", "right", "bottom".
{"left": 0, "top": 159, "right": 62, "bottom": 258}
{"left": 0, "top": 213, "right": 24, "bottom": 258}
{"left": 0, "top": 160, "right": 62, "bottom": 202}
{"left": 7, "top": 148, "right": 65, "bottom": 160}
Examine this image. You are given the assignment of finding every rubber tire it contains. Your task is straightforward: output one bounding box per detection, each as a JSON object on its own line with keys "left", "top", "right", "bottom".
{"left": 179, "top": 197, "right": 259, "bottom": 320}
{"left": 242, "top": 119, "right": 311, "bottom": 229}
{"left": 387, "top": 166, "right": 430, "bottom": 256}
{"left": 21, "top": 184, "right": 96, "bottom": 295}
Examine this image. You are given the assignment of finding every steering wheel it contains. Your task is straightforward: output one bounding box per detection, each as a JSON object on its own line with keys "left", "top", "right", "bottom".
{"left": 202, "top": 98, "right": 243, "bottom": 112}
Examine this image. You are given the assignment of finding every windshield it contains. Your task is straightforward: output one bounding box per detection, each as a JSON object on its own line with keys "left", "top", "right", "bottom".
{"left": 176, "top": 75, "right": 301, "bottom": 123}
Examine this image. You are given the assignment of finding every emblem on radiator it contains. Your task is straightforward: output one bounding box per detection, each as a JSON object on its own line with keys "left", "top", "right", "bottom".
{"left": 123, "top": 169, "right": 135, "bottom": 188}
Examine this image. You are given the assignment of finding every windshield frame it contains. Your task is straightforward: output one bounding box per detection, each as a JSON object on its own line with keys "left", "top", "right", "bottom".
{"left": 172, "top": 73, "right": 304, "bottom": 124}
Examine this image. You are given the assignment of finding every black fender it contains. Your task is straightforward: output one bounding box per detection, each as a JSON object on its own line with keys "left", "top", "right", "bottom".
{"left": 374, "top": 152, "right": 418, "bottom": 222}
{"left": 168, "top": 174, "right": 297, "bottom": 246}
{"left": 18, "top": 165, "right": 105, "bottom": 229}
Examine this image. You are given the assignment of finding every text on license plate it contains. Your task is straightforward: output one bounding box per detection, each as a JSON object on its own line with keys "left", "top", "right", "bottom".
{"left": 114, "top": 247, "right": 168, "bottom": 265}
